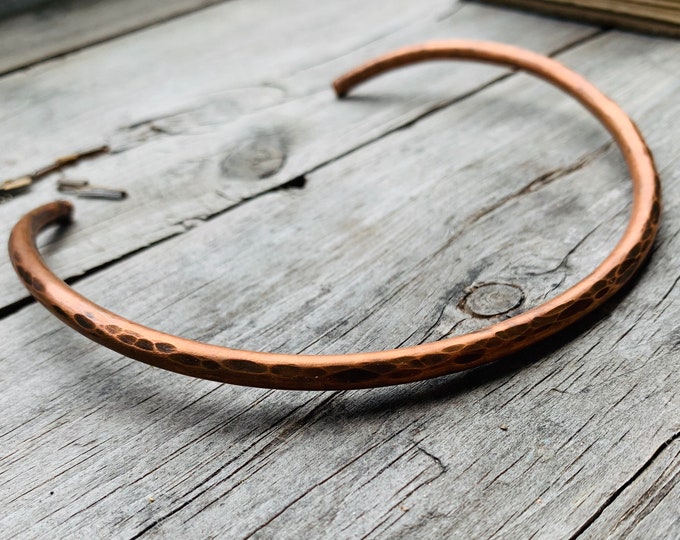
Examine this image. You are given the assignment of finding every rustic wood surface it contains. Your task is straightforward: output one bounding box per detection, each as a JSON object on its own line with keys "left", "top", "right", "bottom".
{"left": 0, "top": 0, "right": 597, "bottom": 311}
{"left": 1, "top": 1, "right": 678, "bottom": 538}
{"left": 476, "top": 0, "right": 680, "bottom": 38}
{"left": 0, "top": 0, "right": 228, "bottom": 75}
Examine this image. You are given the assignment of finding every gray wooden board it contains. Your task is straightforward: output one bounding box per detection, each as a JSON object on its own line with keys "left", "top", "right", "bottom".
{"left": 1, "top": 2, "right": 679, "bottom": 539}
{"left": 0, "top": 0, "right": 598, "bottom": 310}
{"left": 583, "top": 438, "right": 680, "bottom": 539}
{"left": 0, "top": 0, "right": 230, "bottom": 75}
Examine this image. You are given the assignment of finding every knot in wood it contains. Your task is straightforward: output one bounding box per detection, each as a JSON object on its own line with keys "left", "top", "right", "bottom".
{"left": 220, "top": 128, "right": 287, "bottom": 180}
{"left": 460, "top": 283, "right": 524, "bottom": 318}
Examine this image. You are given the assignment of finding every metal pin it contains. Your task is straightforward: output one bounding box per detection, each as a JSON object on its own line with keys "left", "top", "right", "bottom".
{"left": 76, "top": 187, "right": 127, "bottom": 200}
{"left": 56, "top": 179, "right": 89, "bottom": 192}
{"left": 57, "top": 179, "right": 127, "bottom": 200}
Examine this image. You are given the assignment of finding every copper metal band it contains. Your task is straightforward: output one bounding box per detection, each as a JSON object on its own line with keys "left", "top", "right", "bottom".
{"left": 8, "top": 41, "right": 661, "bottom": 390}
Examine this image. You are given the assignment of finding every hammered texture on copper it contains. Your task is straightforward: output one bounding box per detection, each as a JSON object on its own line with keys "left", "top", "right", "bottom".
{"left": 8, "top": 41, "right": 661, "bottom": 390}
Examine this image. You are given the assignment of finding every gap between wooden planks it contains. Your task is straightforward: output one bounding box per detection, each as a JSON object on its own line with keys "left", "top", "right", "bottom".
{"left": 0, "top": 0, "right": 599, "bottom": 310}
{"left": 0, "top": 7, "right": 679, "bottom": 538}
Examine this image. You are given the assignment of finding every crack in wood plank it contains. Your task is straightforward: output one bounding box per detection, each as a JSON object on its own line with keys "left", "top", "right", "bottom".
{"left": 569, "top": 430, "right": 680, "bottom": 539}
{"left": 0, "top": 19, "right": 600, "bottom": 316}
{"left": 2, "top": 6, "right": 680, "bottom": 539}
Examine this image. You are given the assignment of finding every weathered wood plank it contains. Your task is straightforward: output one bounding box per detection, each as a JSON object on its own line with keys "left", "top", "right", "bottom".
{"left": 1, "top": 28, "right": 678, "bottom": 538}
{"left": 580, "top": 437, "right": 680, "bottom": 539}
{"left": 0, "top": 0, "right": 597, "bottom": 311}
{"left": 477, "top": 0, "right": 680, "bottom": 37}
{"left": 0, "top": 0, "right": 528, "bottom": 179}
{"left": 0, "top": 0, "right": 229, "bottom": 75}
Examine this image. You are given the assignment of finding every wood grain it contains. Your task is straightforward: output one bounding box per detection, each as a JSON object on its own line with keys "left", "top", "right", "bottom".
{"left": 0, "top": 0, "right": 597, "bottom": 311}
{"left": 1, "top": 30, "right": 680, "bottom": 540}
{"left": 1, "top": 1, "right": 679, "bottom": 538}
{"left": 582, "top": 437, "right": 680, "bottom": 539}
{"left": 0, "top": 0, "right": 229, "bottom": 75}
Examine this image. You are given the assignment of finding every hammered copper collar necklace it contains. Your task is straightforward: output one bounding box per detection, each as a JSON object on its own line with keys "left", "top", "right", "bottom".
{"left": 9, "top": 41, "right": 661, "bottom": 390}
